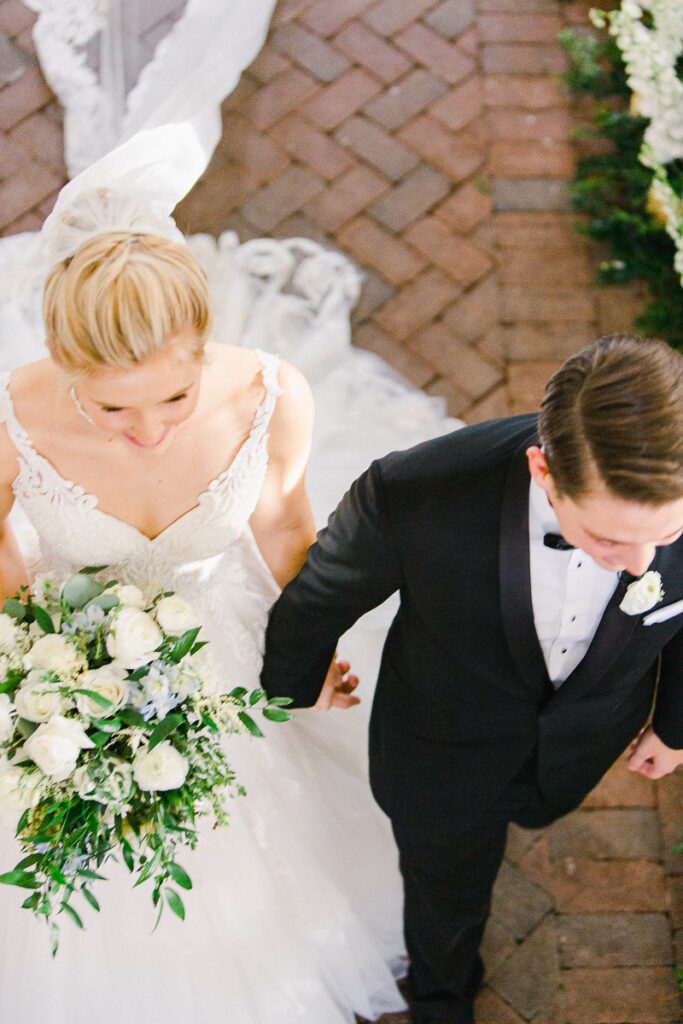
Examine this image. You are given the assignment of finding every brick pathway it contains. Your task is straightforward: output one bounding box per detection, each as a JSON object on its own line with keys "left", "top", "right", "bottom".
{"left": 0, "top": 1, "right": 680, "bottom": 1021}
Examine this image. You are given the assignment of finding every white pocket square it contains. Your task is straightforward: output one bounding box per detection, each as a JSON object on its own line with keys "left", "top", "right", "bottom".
{"left": 643, "top": 598, "right": 683, "bottom": 626}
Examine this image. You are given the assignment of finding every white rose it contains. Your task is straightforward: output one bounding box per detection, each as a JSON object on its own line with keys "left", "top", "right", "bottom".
{"left": 133, "top": 740, "right": 189, "bottom": 792}
{"left": 0, "top": 765, "right": 42, "bottom": 827}
{"left": 24, "top": 633, "right": 84, "bottom": 677}
{"left": 0, "top": 693, "right": 14, "bottom": 743}
{"left": 14, "top": 672, "right": 71, "bottom": 723}
{"left": 619, "top": 570, "right": 664, "bottom": 615}
{"left": 187, "top": 645, "right": 218, "bottom": 696}
{"left": 75, "top": 665, "right": 129, "bottom": 718}
{"left": 154, "top": 595, "right": 201, "bottom": 636}
{"left": 110, "top": 584, "right": 146, "bottom": 609}
{"left": 24, "top": 715, "right": 95, "bottom": 782}
{"left": 0, "top": 613, "right": 21, "bottom": 651}
{"left": 106, "top": 608, "right": 163, "bottom": 669}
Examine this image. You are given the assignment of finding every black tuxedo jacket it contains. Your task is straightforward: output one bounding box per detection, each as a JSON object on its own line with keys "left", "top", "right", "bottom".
{"left": 262, "top": 415, "right": 683, "bottom": 835}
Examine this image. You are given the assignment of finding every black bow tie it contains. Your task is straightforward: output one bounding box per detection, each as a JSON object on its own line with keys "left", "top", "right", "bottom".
{"left": 543, "top": 532, "right": 575, "bottom": 551}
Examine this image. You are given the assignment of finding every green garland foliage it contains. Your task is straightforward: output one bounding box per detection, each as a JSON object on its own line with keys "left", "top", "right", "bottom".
{"left": 558, "top": 29, "right": 683, "bottom": 347}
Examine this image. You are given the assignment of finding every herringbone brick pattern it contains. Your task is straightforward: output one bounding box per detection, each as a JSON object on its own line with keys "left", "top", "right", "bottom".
{"left": 0, "top": 2, "right": 681, "bottom": 1021}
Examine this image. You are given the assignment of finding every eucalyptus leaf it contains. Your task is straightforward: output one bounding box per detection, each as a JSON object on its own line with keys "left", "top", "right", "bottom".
{"left": 228, "top": 686, "right": 248, "bottom": 701}
{"left": 0, "top": 869, "right": 42, "bottom": 889}
{"left": 169, "top": 628, "right": 200, "bottom": 664}
{"left": 16, "top": 718, "right": 38, "bottom": 740}
{"left": 30, "top": 604, "right": 55, "bottom": 634}
{"left": 84, "top": 592, "right": 120, "bottom": 613}
{"left": 2, "top": 597, "right": 25, "bottom": 622}
{"left": 80, "top": 885, "right": 100, "bottom": 913}
{"left": 165, "top": 887, "right": 185, "bottom": 920}
{"left": 262, "top": 707, "right": 293, "bottom": 723}
{"left": 237, "top": 712, "right": 264, "bottom": 738}
{"left": 168, "top": 862, "right": 192, "bottom": 890}
{"left": 249, "top": 688, "right": 265, "bottom": 707}
{"left": 61, "top": 573, "right": 104, "bottom": 610}
{"left": 147, "top": 713, "right": 184, "bottom": 752}
{"left": 60, "top": 901, "right": 84, "bottom": 929}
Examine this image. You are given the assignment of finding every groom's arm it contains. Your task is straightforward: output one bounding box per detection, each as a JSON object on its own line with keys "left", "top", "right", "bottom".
{"left": 262, "top": 459, "right": 402, "bottom": 706}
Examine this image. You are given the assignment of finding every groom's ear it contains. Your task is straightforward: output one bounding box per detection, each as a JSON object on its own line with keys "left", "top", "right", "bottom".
{"left": 526, "top": 446, "right": 551, "bottom": 492}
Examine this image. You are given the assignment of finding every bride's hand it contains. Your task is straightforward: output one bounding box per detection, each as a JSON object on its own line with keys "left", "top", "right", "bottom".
{"left": 313, "top": 656, "right": 360, "bottom": 711}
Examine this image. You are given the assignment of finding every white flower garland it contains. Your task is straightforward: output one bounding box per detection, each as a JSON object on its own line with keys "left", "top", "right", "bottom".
{"left": 591, "top": 1, "right": 683, "bottom": 285}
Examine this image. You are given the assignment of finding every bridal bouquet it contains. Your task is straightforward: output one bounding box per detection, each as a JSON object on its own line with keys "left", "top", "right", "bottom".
{"left": 0, "top": 568, "right": 291, "bottom": 953}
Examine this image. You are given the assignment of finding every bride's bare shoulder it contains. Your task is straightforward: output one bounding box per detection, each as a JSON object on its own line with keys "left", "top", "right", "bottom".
{"left": 0, "top": 359, "right": 56, "bottom": 479}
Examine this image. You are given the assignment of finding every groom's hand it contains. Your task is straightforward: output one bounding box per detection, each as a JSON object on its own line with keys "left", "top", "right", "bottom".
{"left": 313, "top": 656, "right": 360, "bottom": 710}
{"left": 627, "top": 725, "right": 683, "bottom": 779}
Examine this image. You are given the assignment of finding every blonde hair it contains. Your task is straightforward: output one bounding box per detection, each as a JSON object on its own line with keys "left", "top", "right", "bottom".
{"left": 43, "top": 231, "right": 212, "bottom": 380}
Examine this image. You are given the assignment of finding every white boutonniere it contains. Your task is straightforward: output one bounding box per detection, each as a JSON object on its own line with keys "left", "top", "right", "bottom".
{"left": 619, "top": 570, "right": 664, "bottom": 615}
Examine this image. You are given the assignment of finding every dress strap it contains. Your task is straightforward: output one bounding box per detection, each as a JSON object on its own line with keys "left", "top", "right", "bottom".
{"left": 250, "top": 349, "right": 282, "bottom": 445}
{"left": 0, "top": 371, "right": 39, "bottom": 463}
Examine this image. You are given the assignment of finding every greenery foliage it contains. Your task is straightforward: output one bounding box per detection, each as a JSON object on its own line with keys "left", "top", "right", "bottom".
{"left": 558, "top": 28, "right": 683, "bottom": 347}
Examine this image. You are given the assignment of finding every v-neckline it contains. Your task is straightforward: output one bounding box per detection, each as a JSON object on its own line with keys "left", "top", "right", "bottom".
{"left": 2, "top": 353, "right": 277, "bottom": 543}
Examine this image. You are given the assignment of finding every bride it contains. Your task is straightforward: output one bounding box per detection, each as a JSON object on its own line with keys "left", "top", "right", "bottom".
{"left": 0, "top": 223, "right": 409, "bottom": 1024}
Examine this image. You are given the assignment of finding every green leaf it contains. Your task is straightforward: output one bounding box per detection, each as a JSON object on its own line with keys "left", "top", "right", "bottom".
{"left": 84, "top": 592, "right": 120, "bottom": 613}
{"left": 147, "top": 713, "right": 184, "bottom": 752}
{"left": 164, "top": 887, "right": 185, "bottom": 921}
{"left": 21, "top": 892, "right": 40, "bottom": 910}
{"left": 80, "top": 885, "right": 100, "bottom": 913}
{"left": 237, "top": 711, "right": 264, "bottom": 738}
{"left": 267, "top": 696, "right": 293, "bottom": 708}
{"left": 91, "top": 730, "right": 111, "bottom": 748}
{"left": 248, "top": 688, "right": 265, "bottom": 707}
{"left": 169, "top": 628, "right": 201, "bottom": 664}
{"left": 16, "top": 718, "right": 38, "bottom": 740}
{"left": 61, "top": 573, "right": 104, "bottom": 610}
{"left": 80, "top": 566, "right": 109, "bottom": 575}
{"left": 200, "top": 712, "right": 219, "bottom": 733}
{"left": 134, "top": 848, "right": 162, "bottom": 886}
{"left": 50, "top": 923, "right": 59, "bottom": 957}
{"left": 168, "top": 862, "right": 192, "bottom": 891}
{"left": 88, "top": 715, "right": 122, "bottom": 733}
{"left": 121, "top": 842, "right": 134, "bottom": 873}
{"left": 118, "top": 707, "right": 146, "bottom": 727}
{"left": 77, "top": 868, "right": 106, "bottom": 882}
{"left": 30, "top": 603, "right": 55, "bottom": 634}
{"left": 0, "top": 869, "right": 42, "bottom": 889}
{"left": 60, "top": 901, "right": 84, "bottom": 929}
{"left": 15, "top": 852, "right": 43, "bottom": 871}
{"left": 73, "top": 688, "right": 114, "bottom": 711}
{"left": 262, "top": 707, "right": 293, "bottom": 723}
{"left": 2, "top": 597, "right": 25, "bottom": 622}
{"left": 228, "top": 686, "right": 248, "bottom": 701}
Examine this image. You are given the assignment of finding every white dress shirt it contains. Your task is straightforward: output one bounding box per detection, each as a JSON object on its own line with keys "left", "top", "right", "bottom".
{"left": 528, "top": 479, "right": 619, "bottom": 687}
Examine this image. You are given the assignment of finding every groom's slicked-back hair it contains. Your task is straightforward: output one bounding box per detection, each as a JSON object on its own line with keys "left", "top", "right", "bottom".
{"left": 539, "top": 334, "right": 683, "bottom": 504}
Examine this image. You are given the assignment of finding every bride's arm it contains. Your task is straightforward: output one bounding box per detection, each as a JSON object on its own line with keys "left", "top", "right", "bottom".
{"left": 0, "top": 429, "right": 28, "bottom": 601}
{"left": 250, "top": 361, "right": 317, "bottom": 589}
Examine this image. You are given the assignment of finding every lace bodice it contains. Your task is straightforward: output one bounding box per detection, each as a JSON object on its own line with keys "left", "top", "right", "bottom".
{"left": 0, "top": 350, "right": 282, "bottom": 590}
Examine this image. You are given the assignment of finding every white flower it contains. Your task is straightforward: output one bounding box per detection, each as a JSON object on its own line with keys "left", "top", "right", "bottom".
{"left": 24, "top": 715, "right": 94, "bottom": 782}
{"left": 154, "top": 595, "right": 200, "bottom": 636}
{"left": 187, "top": 645, "right": 218, "bottom": 696}
{"left": 0, "top": 613, "right": 21, "bottom": 652}
{"left": 24, "top": 633, "right": 84, "bottom": 677}
{"left": 0, "top": 693, "right": 14, "bottom": 743}
{"left": 73, "top": 758, "right": 133, "bottom": 806}
{"left": 0, "top": 765, "right": 42, "bottom": 827}
{"left": 75, "top": 665, "right": 129, "bottom": 718}
{"left": 14, "top": 672, "right": 71, "bottom": 723}
{"left": 133, "top": 740, "right": 189, "bottom": 792}
{"left": 106, "top": 607, "right": 162, "bottom": 668}
{"left": 110, "top": 584, "right": 146, "bottom": 609}
{"left": 619, "top": 570, "right": 664, "bottom": 615}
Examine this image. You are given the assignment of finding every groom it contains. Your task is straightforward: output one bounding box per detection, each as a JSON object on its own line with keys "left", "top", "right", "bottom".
{"left": 261, "top": 334, "right": 683, "bottom": 1024}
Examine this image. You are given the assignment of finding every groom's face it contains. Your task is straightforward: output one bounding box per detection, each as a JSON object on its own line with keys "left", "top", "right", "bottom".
{"left": 527, "top": 447, "right": 683, "bottom": 575}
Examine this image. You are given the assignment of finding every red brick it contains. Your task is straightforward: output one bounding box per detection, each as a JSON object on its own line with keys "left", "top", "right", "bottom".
{"left": 482, "top": 44, "right": 568, "bottom": 75}
{"left": 337, "top": 215, "right": 426, "bottom": 284}
{"left": 351, "top": 268, "right": 395, "bottom": 324}
{"left": 241, "top": 165, "right": 325, "bottom": 231}
{"left": 499, "top": 322, "right": 595, "bottom": 361}
{"left": 14, "top": 24, "right": 38, "bottom": 58}
{"left": 493, "top": 211, "right": 590, "bottom": 248}
{"left": 502, "top": 286, "right": 595, "bottom": 322}
{"left": 424, "top": 376, "right": 472, "bottom": 418}
{"left": 0, "top": 159, "right": 63, "bottom": 230}
{"left": 562, "top": 967, "right": 680, "bottom": 1022}
{"left": 464, "top": 383, "right": 511, "bottom": 425}
{"left": 243, "top": 68, "right": 320, "bottom": 130}
{"left": 458, "top": 26, "right": 481, "bottom": 57}
{"left": 479, "top": 13, "right": 562, "bottom": 43}
{"left": 370, "top": 164, "right": 450, "bottom": 232}
{"left": 332, "top": 21, "right": 412, "bottom": 84}
{"left": 221, "top": 73, "right": 258, "bottom": 113}
{"left": 271, "top": 23, "right": 350, "bottom": 82}
{"left": 435, "top": 181, "right": 494, "bottom": 233}
{"left": 303, "top": 162, "right": 388, "bottom": 232}
{"left": 354, "top": 322, "right": 435, "bottom": 388}
{"left": 582, "top": 758, "right": 656, "bottom": 809}
{"left": 174, "top": 163, "right": 262, "bottom": 232}
{"left": 394, "top": 23, "right": 476, "bottom": 85}
{"left": 442, "top": 275, "right": 499, "bottom": 342}
{"left": 218, "top": 112, "right": 290, "bottom": 181}
{"left": 0, "top": 65, "right": 53, "bottom": 131}
{"left": 597, "top": 282, "right": 648, "bottom": 334}
{"left": 404, "top": 216, "right": 493, "bottom": 286}
{"left": 373, "top": 268, "right": 458, "bottom": 339}
{"left": 0, "top": 132, "right": 29, "bottom": 176}
{"left": 399, "top": 117, "right": 485, "bottom": 182}
{"left": 430, "top": 76, "right": 483, "bottom": 133}
{"left": 0, "top": 0, "right": 36, "bottom": 36}
{"left": 271, "top": 112, "right": 354, "bottom": 179}
{"left": 247, "top": 45, "right": 291, "bottom": 84}
{"left": 8, "top": 111, "right": 66, "bottom": 173}
{"left": 484, "top": 74, "right": 567, "bottom": 108}
{"left": 271, "top": 0, "right": 315, "bottom": 25}
{"left": 362, "top": 0, "right": 437, "bottom": 37}
{"left": 498, "top": 246, "right": 593, "bottom": 288}
{"left": 408, "top": 322, "right": 502, "bottom": 396}
{"left": 302, "top": 68, "right": 381, "bottom": 130}
{"left": 488, "top": 107, "right": 573, "bottom": 141}
{"left": 426, "top": 0, "right": 477, "bottom": 41}
{"left": 300, "top": 0, "right": 371, "bottom": 36}
{"left": 508, "top": 360, "right": 561, "bottom": 413}
{"left": 490, "top": 139, "right": 574, "bottom": 178}
{"left": 478, "top": 0, "right": 560, "bottom": 8}
{"left": 335, "top": 116, "right": 419, "bottom": 181}
{"left": 2, "top": 208, "right": 43, "bottom": 234}
{"left": 363, "top": 70, "right": 448, "bottom": 131}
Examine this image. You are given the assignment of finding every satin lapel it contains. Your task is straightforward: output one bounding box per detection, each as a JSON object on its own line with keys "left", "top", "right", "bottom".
{"left": 499, "top": 435, "right": 550, "bottom": 696}
{"left": 550, "top": 553, "right": 664, "bottom": 707}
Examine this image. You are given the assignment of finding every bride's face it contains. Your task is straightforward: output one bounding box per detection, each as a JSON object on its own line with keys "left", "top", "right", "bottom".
{"left": 75, "top": 328, "right": 203, "bottom": 452}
